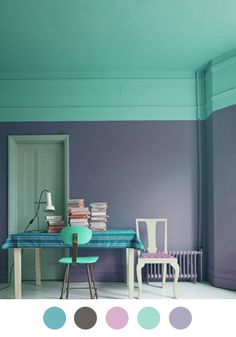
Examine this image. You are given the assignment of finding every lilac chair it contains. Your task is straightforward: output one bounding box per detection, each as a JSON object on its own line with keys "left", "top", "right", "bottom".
{"left": 136, "top": 218, "right": 179, "bottom": 298}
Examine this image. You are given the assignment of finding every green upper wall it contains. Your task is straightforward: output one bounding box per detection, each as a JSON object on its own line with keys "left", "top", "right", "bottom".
{"left": 2, "top": 46, "right": 236, "bottom": 122}
{"left": 1, "top": 1, "right": 236, "bottom": 121}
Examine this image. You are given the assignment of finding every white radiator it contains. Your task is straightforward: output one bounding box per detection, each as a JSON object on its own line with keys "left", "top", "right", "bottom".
{"left": 146, "top": 250, "right": 203, "bottom": 283}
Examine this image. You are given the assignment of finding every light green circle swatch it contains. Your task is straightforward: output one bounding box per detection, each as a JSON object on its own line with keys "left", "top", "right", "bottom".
{"left": 137, "top": 307, "right": 160, "bottom": 329}
{"left": 43, "top": 307, "right": 66, "bottom": 330}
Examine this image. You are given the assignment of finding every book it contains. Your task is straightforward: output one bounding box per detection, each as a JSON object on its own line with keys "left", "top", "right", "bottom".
{"left": 90, "top": 225, "right": 107, "bottom": 231}
{"left": 67, "top": 199, "right": 84, "bottom": 203}
{"left": 90, "top": 223, "right": 106, "bottom": 228}
{"left": 47, "top": 220, "right": 65, "bottom": 226}
{"left": 90, "top": 202, "right": 107, "bottom": 206}
{"left": 70, "top": 223, "right": 89, "bottom": 227}
{"left": 67, "top": 199, "right": 85, "bottom": 208}
{"left": 45, "top": 215, "right": 62, "bottom": 221}
{"left": 48, "top": 224, "right": 64, "bottom": 229}
{"left": 48, "top": 228, "right": 64, "bottom": 233}
{"left": 70, "top": 218, "right": 88, "bottom": 223}
{"left": 68, "top": 207, "right": 89, "bottom": 213}
{"left": 69, "top": 214, "right": 89, "bottom": 219}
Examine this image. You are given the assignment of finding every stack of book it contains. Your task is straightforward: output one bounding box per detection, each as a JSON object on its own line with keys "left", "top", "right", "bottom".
{"left": 68, "top": 199, "right": 90, "bottom": 227}
{"left": 46, "top": 215, "right": 65, "bottom": 233}
{"left": 89, "top": 202, "right": 108, "bottom": 231}
{"left": 67, "top": 198, "right": 85, "bottom": 209}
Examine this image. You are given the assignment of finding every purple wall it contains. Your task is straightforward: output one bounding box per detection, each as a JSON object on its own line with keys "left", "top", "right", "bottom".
{"left": 206, "top": 105, "right": 236, "bottom": 290}
{"left": 0, "top": 121, "right": 198, "bottom": 282}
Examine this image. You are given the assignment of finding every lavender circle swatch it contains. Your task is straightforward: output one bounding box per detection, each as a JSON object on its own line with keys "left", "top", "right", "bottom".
{"left": 169, "top": 307, "right": 192, "bottom": 330}
{"left": 106, "top": 307, "right": 129, "bottom": 329}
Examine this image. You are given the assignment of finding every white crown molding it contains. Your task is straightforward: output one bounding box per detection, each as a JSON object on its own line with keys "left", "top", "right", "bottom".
{"left": 212, "top": 86, "right": 236, "bottom": 102}
{"left": 210, "top": 54, "right": 236, "bottom": 73}
{"left": 202, "top": 87, "right": 236, "bottom": 119}
{"left": 197, "top": 49, "right": 236, "bottom": 119}
{"left": 0, "top": 105, "right": 197, "bottom": 121}
{"left": 0, "top": 70, "right": 195, "bottom": 81}
{"left": 0, "top": 77, "right": 196, "bottom": 87}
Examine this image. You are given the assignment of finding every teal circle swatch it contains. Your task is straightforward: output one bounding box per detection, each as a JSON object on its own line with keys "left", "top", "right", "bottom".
{"left": 43, "top": 307, "right": 66, "bottom": 330}
{"left": 137, "top": 307, "right": 160, "bottom": 329}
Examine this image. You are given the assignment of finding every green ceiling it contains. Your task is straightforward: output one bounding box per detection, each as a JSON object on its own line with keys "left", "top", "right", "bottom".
{"left": 1, "top": 0, "right": 236, "bottom": 75}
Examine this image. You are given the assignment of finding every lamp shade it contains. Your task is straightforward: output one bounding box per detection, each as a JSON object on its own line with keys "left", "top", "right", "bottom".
{"left": 45, "top": 192, "right": 55, "bottom": 211}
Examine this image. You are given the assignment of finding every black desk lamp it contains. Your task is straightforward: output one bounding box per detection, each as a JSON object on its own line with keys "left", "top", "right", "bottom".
{"left": 24, "top": 189, "right": 55, "bottom": 232}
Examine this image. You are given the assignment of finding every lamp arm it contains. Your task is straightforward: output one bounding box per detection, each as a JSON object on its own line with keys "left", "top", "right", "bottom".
{"left": 24, "top": 189, "right": 50, "bottom": 232}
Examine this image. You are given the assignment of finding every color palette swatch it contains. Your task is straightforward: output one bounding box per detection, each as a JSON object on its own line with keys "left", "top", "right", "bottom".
{"left": 1, "top": 299, "right": 234, "bottom": 337}
{"left": 169, "top": 306, "right": 192, "bottom": 329}
{"left": 106, "top": 307, "right": 129, "bottom": 329}
{"left": 74, "top": 307, "right": 97, "bottom": 329}
{"left": 43, "top": 307, "right": 66, "bottom": 330}
{"left": 43, "top": 305, "right": 192, "bottom": 331}
{"left": 137, "top": 307, "right": 160, "bottom": 329}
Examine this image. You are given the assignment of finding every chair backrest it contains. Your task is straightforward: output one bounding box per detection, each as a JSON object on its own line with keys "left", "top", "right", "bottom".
{"left": 60, "top": 226, "right": 92, "bottom": 245}
{"left": 136, "top": 218, "right": 168, "bottom": 254}
{"left": 60, "top": 226, "right": 92, "bottom": 264}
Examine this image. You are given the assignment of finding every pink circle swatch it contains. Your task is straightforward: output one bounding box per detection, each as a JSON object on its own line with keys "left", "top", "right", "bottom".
{"left": 106, "top": 307, "right": 129, "bottom": 329}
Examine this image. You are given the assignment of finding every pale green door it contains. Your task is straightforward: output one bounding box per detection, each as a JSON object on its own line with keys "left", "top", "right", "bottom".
{"left": 9, "top": 135, "right": 69, "bottom": 281}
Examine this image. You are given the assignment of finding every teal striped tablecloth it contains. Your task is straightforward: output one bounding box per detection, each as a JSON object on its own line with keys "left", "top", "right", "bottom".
{"left": 1, "top": 229, "right": 145, "bottom": 251}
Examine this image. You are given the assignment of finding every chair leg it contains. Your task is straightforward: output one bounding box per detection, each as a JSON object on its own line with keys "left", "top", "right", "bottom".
{"left": 136, "top": 261, "right": 145, "bottom": 299}
{"left": 162, "top": 263, "right": 167, "bottom": 288}
{"left": 146, "top": 265, "right": 150, "bottom": 284}
{"left": 60, "top": 264, "right": 69, "bottom": 299}
{"left": 66, "top": 265, "right": 71, "bottom": 299}
{"left": 89, "top": 264, "right": 98, "bottom": 299}
{"left": 86, "top": 264, "right": 93, "bottom": 299}
{"left": 171, "top": 262, "right": 180, "bottom": 299}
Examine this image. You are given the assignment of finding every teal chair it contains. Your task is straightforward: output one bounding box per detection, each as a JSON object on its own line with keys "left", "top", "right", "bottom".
{"left": 59, "top": 226, "right": 99, "bottom": 299}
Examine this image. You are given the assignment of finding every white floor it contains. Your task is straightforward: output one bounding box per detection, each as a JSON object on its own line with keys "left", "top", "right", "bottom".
{"left": 0, "top": 281, "right": 235, "bottom": 299}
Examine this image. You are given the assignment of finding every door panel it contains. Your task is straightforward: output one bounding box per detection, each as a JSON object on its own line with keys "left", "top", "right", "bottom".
{"left": 16, "top": 141, "right": 66, "bottom": 280}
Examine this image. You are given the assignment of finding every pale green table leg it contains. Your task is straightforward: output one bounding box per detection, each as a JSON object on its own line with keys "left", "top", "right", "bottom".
{"left": 14, "top": 248, "right": 22, "bottom": 299}
{"left": 127, "top": 248, "right": 134, "bottom": 299}
{"left": 35, "top": 248, "right": 41, "bottom": 286}
{"left": 125, "top": 248, "right": 129, "bottom": 285}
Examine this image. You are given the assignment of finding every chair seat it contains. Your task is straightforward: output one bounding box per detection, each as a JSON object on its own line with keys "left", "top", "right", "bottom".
{"left": 140, "top": 252, "right": 174, "bottom": 259}
{"left": 59, "top": 256, "right": 99, "bottom": 264}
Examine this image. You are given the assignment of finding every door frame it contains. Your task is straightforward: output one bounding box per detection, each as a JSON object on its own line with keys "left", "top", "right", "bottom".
{"left": 8, "top": 135, "right": 69, "bottom": 235}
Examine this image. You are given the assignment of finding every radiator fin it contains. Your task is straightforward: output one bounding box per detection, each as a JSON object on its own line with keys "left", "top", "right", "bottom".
{"left": 146, "top": 250, "right": 203, "bottom": 283}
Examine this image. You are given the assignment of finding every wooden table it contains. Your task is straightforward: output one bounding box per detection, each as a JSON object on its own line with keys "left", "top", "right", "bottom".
{"left": 2, "top": 229, "right": 145, "bottom": 299}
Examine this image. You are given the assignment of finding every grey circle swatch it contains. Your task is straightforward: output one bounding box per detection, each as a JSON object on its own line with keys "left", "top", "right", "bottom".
{"left": 169, "top": 306, "right": 192, "bottom": 330}
{"left": 74, "top": 307, "right": 97, "bottom": 329}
